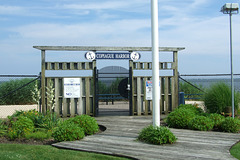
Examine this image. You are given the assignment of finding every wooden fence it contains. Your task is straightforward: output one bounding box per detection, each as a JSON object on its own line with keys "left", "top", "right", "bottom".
{"left": 129, "top": 51, "right": 179, "bottom": 115}
{"left": 42, "top": 60, "right": 96, "bottom": 117}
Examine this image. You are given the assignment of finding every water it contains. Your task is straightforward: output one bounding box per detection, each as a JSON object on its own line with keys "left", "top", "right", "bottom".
{"left": 182, "top": 78, "right": 240, "bottom": 92}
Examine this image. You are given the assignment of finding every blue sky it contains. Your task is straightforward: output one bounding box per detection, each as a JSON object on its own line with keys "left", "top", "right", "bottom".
{"left": 0, "top": 0, "right": 240, "bottom": 75}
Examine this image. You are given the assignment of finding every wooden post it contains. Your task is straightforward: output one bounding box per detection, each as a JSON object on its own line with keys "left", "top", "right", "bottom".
{"left": 70, "top": 98, "right": 75, "bottom": 117}
{"left": 173, "top": 51, "right": 179, "bottom": 110}
{"left": 137, "top": 77, "right": 141, "bottom": 115}
{"left": 164, "top": 77, "right": 169, "bottom": 114}
{"left": 41, "top": 50, "right": 46, "bottom": 114}
{"left": 54, "top": 78, "right": 60, "bottom": 117}
{"left": 77, "top": 78, "right": 83, "bottom": 115}
{"left": 85, "top": 77, "right": 90, "bottom": 115}
{"left": 144, "top": 78, "right": 148, "bottom": 115}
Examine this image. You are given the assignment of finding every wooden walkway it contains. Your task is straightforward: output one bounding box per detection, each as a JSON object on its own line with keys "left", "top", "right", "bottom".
{"left": 53, "top": 116, "right": 240, "bottom": 160}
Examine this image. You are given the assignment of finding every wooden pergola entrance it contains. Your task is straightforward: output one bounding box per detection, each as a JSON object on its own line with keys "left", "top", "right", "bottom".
{"left": 34, "top": 46, "right": 184, "bottom": 117}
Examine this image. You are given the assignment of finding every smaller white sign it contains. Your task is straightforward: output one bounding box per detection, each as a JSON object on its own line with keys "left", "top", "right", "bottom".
{"left": 146, "top": 81, "right": 153, "bottom": 100}
{"left": 64, "top": 78, "right": 81, "bottom": 98}
{"left": 145, "top": 80, "right": 161, "bottom": 100}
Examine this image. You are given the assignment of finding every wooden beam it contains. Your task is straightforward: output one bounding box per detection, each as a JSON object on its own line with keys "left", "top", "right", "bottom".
{"left": 33, "top": 46, "right": 185, "bottom": 52}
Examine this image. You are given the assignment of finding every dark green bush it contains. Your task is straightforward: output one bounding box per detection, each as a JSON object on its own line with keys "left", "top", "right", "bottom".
{"left": 188, "top": 116, "right": 214, "bottom": 131}
{"left": 8, "top": 116, "right": 34, "bottom": 140}
{"left": 67, "top": 115, "right": 99, "bottom": 135}
{"left": 219, "top": 117, "right": 240, "bottom": 133}
{"left": 208, "top": 113, "right": 225, "bottom": 129}
{"left": 52, "top": 121, "right": 85, "bottom": 142}
{"left": 0, "top": 78, "right": 36, "bottom": 105}
{"left": 178, "top": 104, "right": 204, "bottom": 115}
{"left": 138, "top": 125, "right": 177, "bottom": 145}
{"left": 166, "top": 107, "right": 196, "bottom": 129}
{"left": 204, "top": 83, "right": 240, "bottom": 114}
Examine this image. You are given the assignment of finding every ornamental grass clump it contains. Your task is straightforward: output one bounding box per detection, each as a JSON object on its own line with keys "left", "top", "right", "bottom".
{"left": 219, "top": 117, "right": 240, "bottom": 133}
{"left": 204, "top": 83, "right": 240, "bottom": 114}
{"left": 138, "top": 125, "right": 177, "bottom": 145}
{"left": 188, "top": 116, "right": 214, "bottom": 131}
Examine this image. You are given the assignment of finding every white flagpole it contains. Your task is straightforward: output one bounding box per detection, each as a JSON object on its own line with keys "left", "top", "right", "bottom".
{"left": 151, "top": 0, "right": 160, "bottom": 126}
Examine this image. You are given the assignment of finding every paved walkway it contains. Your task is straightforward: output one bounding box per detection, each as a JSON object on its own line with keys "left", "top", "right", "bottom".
{"left": 53, "top": 116, "right": 240, "bottom": 160}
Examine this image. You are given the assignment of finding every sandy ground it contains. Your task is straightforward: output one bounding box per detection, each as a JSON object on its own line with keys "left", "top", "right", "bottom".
{"left": 0, "top": 101, "right": 205, "bottom": 118}
{"left": 0, "top": 105, "right": 38, "bottom": 118}
{"left": 185, "top": 101, "right": 206, "bottom": 111}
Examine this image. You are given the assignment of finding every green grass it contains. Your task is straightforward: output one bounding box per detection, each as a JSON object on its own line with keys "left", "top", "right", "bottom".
{"left": 230, "top": 142, "right": 240, "bottom": 160}
{"left": 0, "top": 143, "right": 129, "bottom": 160}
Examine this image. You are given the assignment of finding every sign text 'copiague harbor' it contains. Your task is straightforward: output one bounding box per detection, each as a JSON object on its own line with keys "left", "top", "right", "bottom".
{"left": 85, "top": 51, "right": 141, "bottom": 61}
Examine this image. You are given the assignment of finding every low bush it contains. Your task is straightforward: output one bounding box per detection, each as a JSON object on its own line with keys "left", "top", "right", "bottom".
{"left": 208, "top": 113, "right": 225, "bottom": 129}
{"left": 40, "top": 112, "right": 60, "bottom": 130}
{"left": 178, "top": 104, "right": 204, "bottom": 115}
{"left": 219, "top": 117, "right": 240, "bottom": 133}
{"left": 166, "top": 107, "right": 195, "bottom": 129}
{"left": 188, "top": 116, "right": 214, "bottom": 131}
{"left": 138, "top": 125, "right": 177, "bottom": 145}
{"left": 68, "top": 115, "right": 99, "bottom": 135}
{"left": 52, "top": 121, "right": 85, "bottom": 142}
{"left": 8, "top": 110, "right": 60, "bottom": 130}
{"left": 8, "top": 116, "right": 34, "bottom": 140}
{"left": 0, "top": 119, "right": 8, "bottom": 136}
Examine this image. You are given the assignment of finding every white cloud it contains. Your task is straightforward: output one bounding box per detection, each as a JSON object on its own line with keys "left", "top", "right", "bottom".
{"left": 0, "top": 5, "right": 26, "bottom": 15}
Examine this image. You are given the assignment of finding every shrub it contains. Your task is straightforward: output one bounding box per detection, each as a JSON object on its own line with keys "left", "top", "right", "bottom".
{"left": 8, "top": 116, "right": 34, "bottom": 140}
{"left": 40, "top": 112, "right": 60, "bottom": 130}
{"left": 52, "top": 121, "right": 85, "bottom": 142}
{"left": 8, "top": 110, "right": 45, "bottom": 128}
{"left": 188, "top": 116, "right": 214, "bottom": 131}
{"left": 166, "top": 107, "right": 195, "bottom": 129}
{"left": 0, "top": 78, "right": 36, "bottom": 105}
{"left": 204, "top": 83, "right": 240, "bottom": 114}
{"left": 67, "top": 115, "right": 99, "bottom": 135}
{"left": 208, "top": 113, "right": 225, "bottom": 129}
{"left": 0, "top": 119, "right": 8, "bottom": 136}
{"left": 219, "top": 117, "right": 240, "bottom": 133}
{"left": 138, "top": 125, "right": 177, "bottom": 145}
{"left": 178, "top": 104, "right": 204, "bottom": 115}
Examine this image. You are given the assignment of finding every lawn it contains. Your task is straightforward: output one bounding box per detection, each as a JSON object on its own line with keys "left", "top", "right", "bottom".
{"left": 0, "top": 143, "right": 129, "bottom": 160}
{"left": 230, "top": 141, "right": 240, "bottom": 160}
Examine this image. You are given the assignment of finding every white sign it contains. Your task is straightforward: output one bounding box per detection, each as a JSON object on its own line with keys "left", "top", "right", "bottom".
{"left": 64, "top": 78, "right": 81, "bottom": 98}
{"left": 145, "top": 80, "right": 160, "bottom": 100}
{"left": 146, "top": 81, "right": 153, "bottom": 100}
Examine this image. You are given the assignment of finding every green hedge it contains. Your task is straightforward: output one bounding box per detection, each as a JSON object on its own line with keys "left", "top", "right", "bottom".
{"left": 0, "top": 78, "right": 37, "bottom": 105}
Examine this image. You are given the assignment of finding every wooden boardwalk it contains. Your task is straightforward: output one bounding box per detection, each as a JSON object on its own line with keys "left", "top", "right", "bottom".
{"left": 53, "top": 116, "right": 240, "bottom": 160}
